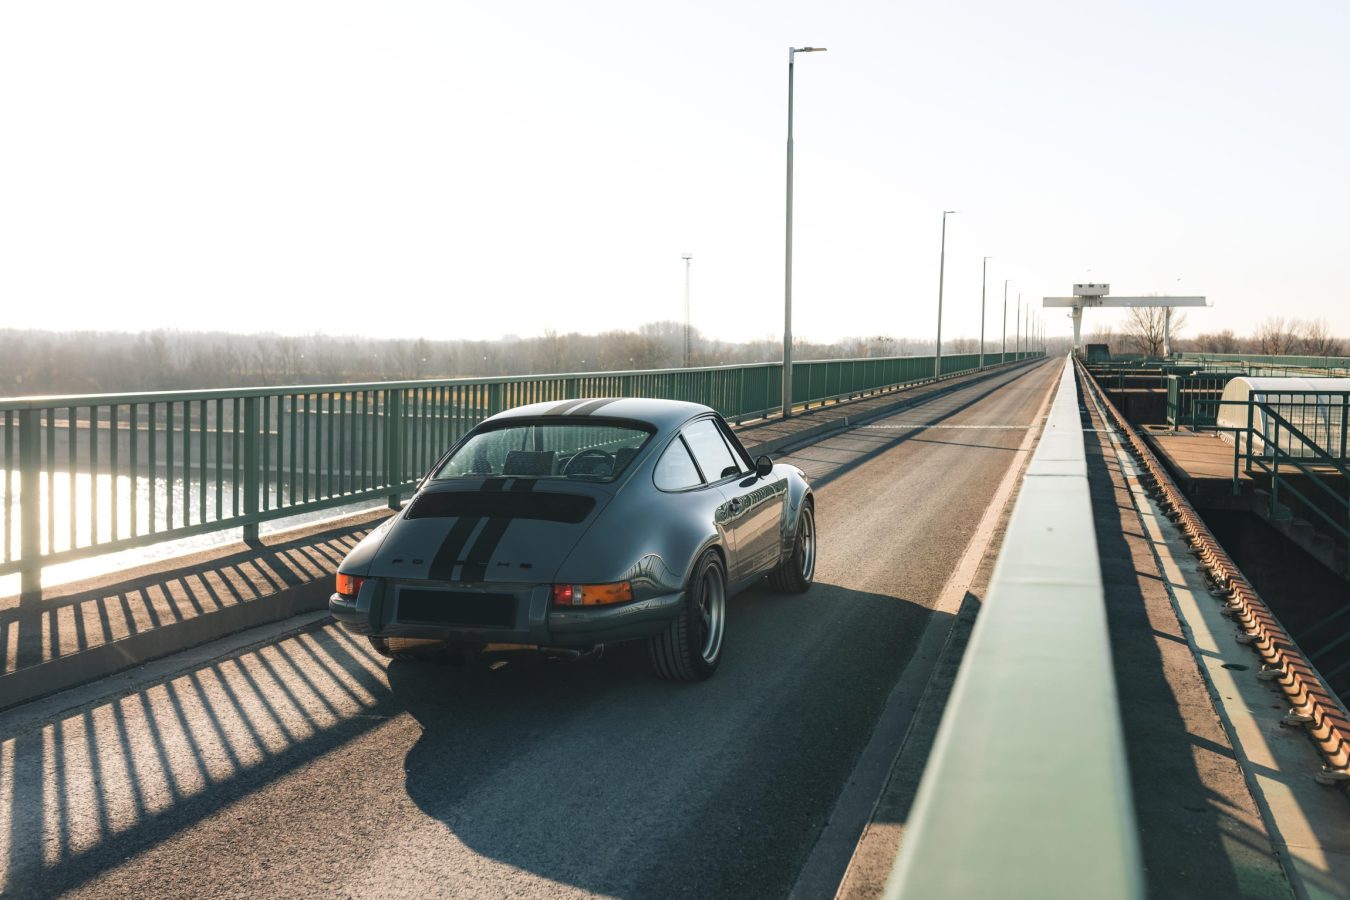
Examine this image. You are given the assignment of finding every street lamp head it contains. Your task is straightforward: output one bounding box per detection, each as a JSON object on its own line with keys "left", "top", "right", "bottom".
{"left": 944, "top": 209, "right": 958, "bottom": 215}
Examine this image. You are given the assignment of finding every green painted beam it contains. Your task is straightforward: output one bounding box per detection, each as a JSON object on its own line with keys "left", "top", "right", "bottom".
{"left": 886, "top": 356, "right": 1143, "bottom": 900}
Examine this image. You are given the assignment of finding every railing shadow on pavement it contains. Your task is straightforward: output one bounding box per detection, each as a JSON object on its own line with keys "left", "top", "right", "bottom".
{"left": 0, "top": 578, "right": 938, "bottom": 897}
{"left": 0, "top": 517, "right": 380, "bottom": 707}
{"left": 0, "top": 624, "right": 394, "bottom": 896}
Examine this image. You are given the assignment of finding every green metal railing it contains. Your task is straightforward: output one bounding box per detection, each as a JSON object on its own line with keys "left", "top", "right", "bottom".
{"left": 888, "top": 356, "right": 1143, "bottom": 898}
{"left": 0, "top": 351, "right": 1042, "bottom": 597}
{"left": 1164, "top": 371, "right": 1247, "bottom": 429}
{"left": 1178, "top": 351, "right": 1350, "bottom": 377}
{"left": 1209, "top": 392, "right": 1350, "bottom": 541}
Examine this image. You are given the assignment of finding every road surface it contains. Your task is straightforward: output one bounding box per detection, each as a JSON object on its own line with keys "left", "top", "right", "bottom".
{"left": 1, "top": 359, "right": 1058, "bottom": 898}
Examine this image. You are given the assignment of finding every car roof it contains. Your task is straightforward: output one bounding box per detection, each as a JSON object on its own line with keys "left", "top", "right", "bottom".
{"left": 483, "top": 397, "right": 716, "bottom": 433}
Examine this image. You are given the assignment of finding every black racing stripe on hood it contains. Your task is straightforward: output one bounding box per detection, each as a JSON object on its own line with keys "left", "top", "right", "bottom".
{"left": 546, "top": 398, "right": 591, "bottom": 415}
{"left": 427, "top": 478, "right": 508, "bottom": 582}
{"left": 569, "top": 398, "right": 620, "bottom": 416}
{"left": 458, "top": 479, "right": 537, "bottom": 583}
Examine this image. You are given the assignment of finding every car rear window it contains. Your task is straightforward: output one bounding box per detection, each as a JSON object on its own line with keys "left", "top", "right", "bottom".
{"left": 432, "top": 420, "right": 652, "bottom": 483}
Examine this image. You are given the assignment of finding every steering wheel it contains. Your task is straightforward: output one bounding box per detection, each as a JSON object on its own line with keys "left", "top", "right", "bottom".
{"left": 563, "top": 448, "right": 615, "bottom": 476}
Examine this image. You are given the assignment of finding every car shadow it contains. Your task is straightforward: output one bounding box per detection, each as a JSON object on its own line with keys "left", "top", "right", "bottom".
{"left": 2, "top": 583, "right": 939, "bottom": 898}
{"left": 390, "top": 579, "right": 937, "bottom": 897}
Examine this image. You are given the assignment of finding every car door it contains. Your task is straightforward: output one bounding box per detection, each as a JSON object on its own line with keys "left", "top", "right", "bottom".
{"left": 681, "top": 417, "right": 785, "bottom": 584}
{"left": 712, "top": 418, "right": 789, "bottom": 579}
{"left": 653, "top": 430, "right": 740, "bottom": 576}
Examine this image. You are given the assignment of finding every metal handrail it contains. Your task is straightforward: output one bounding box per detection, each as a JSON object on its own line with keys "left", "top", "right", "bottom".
{"left": 1186, "top": 394, "right": 1350, "bottom": 542}
{"left": 0, "top": 352, "right": 1043, "bottom": 597}
{"left": 1178, "top": 351, "right": 1350, "bottom": 376}
{"left": 887, "top": 356, "right": 1143, "bottom": 899}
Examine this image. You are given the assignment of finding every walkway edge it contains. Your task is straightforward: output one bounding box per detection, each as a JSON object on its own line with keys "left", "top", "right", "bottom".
{"left": 789, "top": 357, "right": 1059, "bottom": 899}
{"left": 885, "top": 356, "right": 1145, "bottom": 899}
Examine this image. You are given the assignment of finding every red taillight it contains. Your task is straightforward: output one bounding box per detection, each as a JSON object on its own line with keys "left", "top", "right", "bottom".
{"left": 550, "top": 582, "right": 634, "bottom": 607}
{"left": 336, "top": 573, "right": 364, "bottom": 598}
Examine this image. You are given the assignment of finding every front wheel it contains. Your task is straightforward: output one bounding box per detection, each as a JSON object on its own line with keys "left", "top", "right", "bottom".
{"left": 648, "top": 549, "right": 726, "bottom": 681}
{"left": 769, "top": 501, "right": 816, "bottom": 594}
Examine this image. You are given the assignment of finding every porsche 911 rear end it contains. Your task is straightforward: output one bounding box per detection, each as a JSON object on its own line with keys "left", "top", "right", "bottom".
{"left": 329, "top": 414, "right": 685, "bottom": 656}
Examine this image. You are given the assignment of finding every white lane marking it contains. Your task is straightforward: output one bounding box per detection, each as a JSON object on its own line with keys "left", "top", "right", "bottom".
{"left": 859, "top": 424, "right": 1029, "bottom": 430}
{"left": 791, "top": 361, "right": 1062, "bottom": 900}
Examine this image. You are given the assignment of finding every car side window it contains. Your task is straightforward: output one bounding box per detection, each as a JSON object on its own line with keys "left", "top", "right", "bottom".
{"left": 654, "top": 437, "right": 704, "bottom": 491}
{"left": 715, "top": 418, "right": 754, "bottom": 471}
{"left": 682, "top": 418, "right": 742, "bottom": 482}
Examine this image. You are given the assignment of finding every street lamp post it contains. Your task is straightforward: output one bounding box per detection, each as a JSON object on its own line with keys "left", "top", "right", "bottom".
{"left": 979, "top": 256, "right": 992, "bottom": 369}
{"left": 682, "top": 254, "right": 693, "bottom": 367}
{"left": 1002, "top": 280, "right": 1009, "bottom": 362}
{"left": 935, "top": 210, "right": 958, "bottom": 379}
{"left": 783, "top": 45, "right": 826, "bottom": 418}
{"left": 1016, "top": 293, "right": 1022, "bottom": 356}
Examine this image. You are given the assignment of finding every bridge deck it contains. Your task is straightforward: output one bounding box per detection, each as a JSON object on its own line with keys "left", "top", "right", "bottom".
{"left": 2, "top": 358, "right": 1345, "bottom": 898}
{"left": 0, "top": 362, "right": 1057, "bottom": 896}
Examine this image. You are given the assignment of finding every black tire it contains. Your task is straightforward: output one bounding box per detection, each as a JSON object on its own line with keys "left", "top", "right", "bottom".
{"left": 769, "top": 501, "right": 816, "bottom": 594}
{"left": 368, "top": 636, "right": 446, "bottom": 661}
{"left": 648, "top": 549, "right": 727, "bottom": 682}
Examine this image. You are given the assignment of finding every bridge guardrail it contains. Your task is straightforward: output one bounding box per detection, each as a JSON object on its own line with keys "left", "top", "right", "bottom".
{"left": 886, "top": 355, "right": 1143, "bottom": 899}
{"left": 1084, "top": 364, "right": 1350, "bottom": 784}
{"left": 1178, "top": 351, "right": 1350, "bottom": 377}
{"left": 0, "top": 351, "right": 1042, "bottom": 598}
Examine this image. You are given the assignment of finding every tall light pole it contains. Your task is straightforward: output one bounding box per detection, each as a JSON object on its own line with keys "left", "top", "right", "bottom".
{"left": 935, "top": 210, "right": 958, "bottom": 379}
{"left": 1002, "top": 279, "right": 1009, "bottom": 362}
{"left": 682, "top": 253, "right": 693, "bottom": 367}
{"left": 1016, "top": 293, "right": 1022, "bottom": 356}
{"left": 979, "top": 255, "right": 992, "bottom": 368}
{"left": 783, "top": 45, "right": 826, "bottom": 418}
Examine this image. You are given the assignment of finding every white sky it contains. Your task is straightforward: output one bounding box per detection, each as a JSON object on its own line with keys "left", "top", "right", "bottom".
{"left": 3, "top": 1, "right": 1348, "bottom": 346}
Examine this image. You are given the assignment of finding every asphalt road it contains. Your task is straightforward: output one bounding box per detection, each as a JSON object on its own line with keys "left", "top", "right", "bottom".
{"left": 1, "top": 358, "right": 1057, "bottom": 899}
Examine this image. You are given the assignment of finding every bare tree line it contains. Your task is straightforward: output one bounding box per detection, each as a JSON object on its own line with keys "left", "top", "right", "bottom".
{"left": 1086, "top": 314, "right": 1344, "bottom": 359}
{"left": 0, "top": 324, "right": 1002, "bottom": 397}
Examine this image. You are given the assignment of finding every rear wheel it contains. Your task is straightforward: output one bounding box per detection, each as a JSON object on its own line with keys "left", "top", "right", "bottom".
{"left": 769, "top": 501, "right": 816, "bottom": 594}
{"left": 368, "top": 636, "right": 446, "bottom": 661}
{"left": 648, "top": 549, "right": 726, "bottom": 682}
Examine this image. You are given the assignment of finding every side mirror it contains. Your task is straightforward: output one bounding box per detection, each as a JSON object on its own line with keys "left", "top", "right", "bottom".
{"left": 754, "top": 454, "right": 774, "bottom": 478}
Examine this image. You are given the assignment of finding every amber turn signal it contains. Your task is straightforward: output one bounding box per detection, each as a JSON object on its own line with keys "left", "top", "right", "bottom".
{"left": 335, "top": 572, "right": 364, "bottom": 598}
{"left": 550, "top": 582, "right": 634, "bottom": 607}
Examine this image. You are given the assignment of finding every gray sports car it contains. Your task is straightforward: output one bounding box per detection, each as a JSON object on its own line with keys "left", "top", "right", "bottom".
{"left": 330, "top": 397, "right": 815, "bottom": 680}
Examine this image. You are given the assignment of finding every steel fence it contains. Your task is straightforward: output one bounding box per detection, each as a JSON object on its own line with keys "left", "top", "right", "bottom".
{"left": 1, "top": 351, "right": 1041, "bottom": 597}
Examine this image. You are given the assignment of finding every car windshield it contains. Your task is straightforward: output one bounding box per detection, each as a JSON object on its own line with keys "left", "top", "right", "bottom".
{"left": 432, "top": 420, "right": 653, "bottom": 482}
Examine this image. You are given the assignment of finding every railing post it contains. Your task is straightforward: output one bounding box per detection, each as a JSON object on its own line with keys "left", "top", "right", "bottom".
{"left": 18, "top": 409, "right": 42, "bottom": 602}
{"left": 1244, "top": 401, "right": 1255, "bottom": 481}
{"left": 242, "top": 396, "right": 260, "bottom": 544}
{"left": 1340, "top": 394, "right": 1348, "bottom": 461}
{"left": 386, "top": 389, "right": 404, "bottom": 509}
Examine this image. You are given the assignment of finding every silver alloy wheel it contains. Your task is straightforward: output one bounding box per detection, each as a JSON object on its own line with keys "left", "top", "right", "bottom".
{"left": 698, "top": 565, "right": 726, "bottom": 663}
{"left": 798, "top": 508, "right": 816, "bottom": 581}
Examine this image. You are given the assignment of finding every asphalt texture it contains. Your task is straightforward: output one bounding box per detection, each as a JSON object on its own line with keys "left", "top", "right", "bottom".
{"left": 0, "top": 359, "right": 1058, "bottom": 899}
